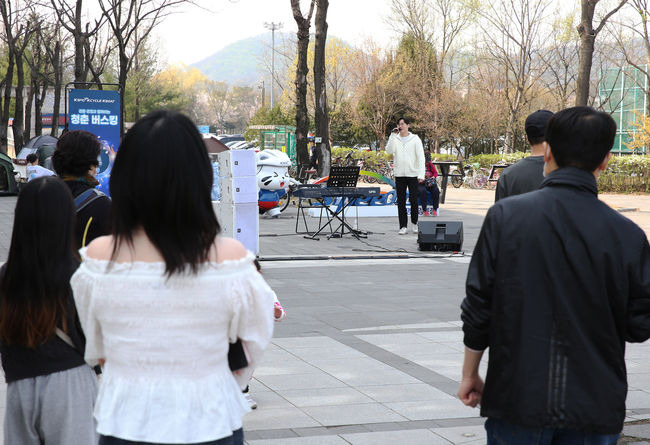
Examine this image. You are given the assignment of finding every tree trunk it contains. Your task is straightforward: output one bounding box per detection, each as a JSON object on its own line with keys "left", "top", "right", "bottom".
{"left": 12, "top": 56, "right": 26, "bottom": 152}
{"left": 313, "top": 0, "right": 330, "bottom": 178}
{"left": 293, "top": 16, "right": 310, "bottom": 175}
{"left": 50, "top": 42, "right": 62, "bottom": 137}
{"left": 24, "top": 79, "right": 34, "bottom": 144}
{"left": 35, "top": 84, "right": 46, "bottom": 136}
{"left": 73, "top": 0, "right": 87, "bottom": 85}
{"left": 291, "top": 0, "right": 315, "bottom": 180}
{"left": 576, "top": 0, "right": 628, "bottom": 106}
{"left": 576, "top": 3, "right": 595, "bottom": 107}
{"left": 0, "top": 52, "right": 15, "bottom": 154}
{"left": 133, "top": 28, "right": 140, "bottom": 121}
{"left": 119, "top": 51, "right": 128, "bottom": 137}
{"left": 12, "top": 57, "right": 25, "bottom": 153}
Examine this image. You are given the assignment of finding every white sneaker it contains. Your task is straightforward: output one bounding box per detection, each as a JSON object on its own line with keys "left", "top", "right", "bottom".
{"left": 243, "top": 391, "right": 257, "bottom": 409}
{"left": 398, "top": 227, "right": 408, "bottom": 235}
{"left": 412, "top": 226, "right": 419, "bottom": 234}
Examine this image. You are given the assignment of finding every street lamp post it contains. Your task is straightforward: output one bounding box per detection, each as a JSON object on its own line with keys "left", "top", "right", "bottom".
{"left": 264, "top": 21, "right": 283, "bottom": 108}
{"left": 258, "top": 80, "right": 265, "bottom": 108}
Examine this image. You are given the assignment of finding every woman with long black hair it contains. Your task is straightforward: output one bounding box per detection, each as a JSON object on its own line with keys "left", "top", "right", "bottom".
{"left": 71, "top": 110, "right": 275, "bottom": 445}
{"left": 0, "top": 176, "right": 98, "bottom": 444}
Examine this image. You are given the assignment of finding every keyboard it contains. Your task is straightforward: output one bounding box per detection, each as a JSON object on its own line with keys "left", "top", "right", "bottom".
{"left": 293, "top": 186, "right": 381, "bottom": 199}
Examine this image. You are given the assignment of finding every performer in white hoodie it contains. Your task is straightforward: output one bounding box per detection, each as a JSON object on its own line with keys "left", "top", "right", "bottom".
{"left": 385, "top": 117, "right": 425, "bottom": 235}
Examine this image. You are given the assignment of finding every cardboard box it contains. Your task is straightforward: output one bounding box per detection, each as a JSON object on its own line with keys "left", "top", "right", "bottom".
{"left": 213, "top": 201, "right": 259, "bottom": 254}
{"left": 219, "top": 175, "right": 259, "bottom": 204}
{"left": 217, "top": 150, "right": 256, "bottom": 177}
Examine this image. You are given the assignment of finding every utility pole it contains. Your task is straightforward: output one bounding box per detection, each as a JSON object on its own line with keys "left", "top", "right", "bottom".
{"left": 264, "top": 21, "right": 283, "bottom": 108}
{"left": 259, "top": 80, "right": 265, "bottom": 108}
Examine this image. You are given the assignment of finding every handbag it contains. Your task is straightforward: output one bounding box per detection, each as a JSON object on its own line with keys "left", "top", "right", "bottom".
{"left": 425, "top": 177, "right": 437, "bottom": 187}
{"left": 228, "top": 339, "right": 249, "bottom": 371}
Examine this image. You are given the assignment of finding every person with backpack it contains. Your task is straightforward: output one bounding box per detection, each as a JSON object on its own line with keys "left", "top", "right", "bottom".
{"left": 0, "top": 176, "right": 98, "bottom": 444}
{"left": 52, "top": 130, "right": 111, "bottom": 248}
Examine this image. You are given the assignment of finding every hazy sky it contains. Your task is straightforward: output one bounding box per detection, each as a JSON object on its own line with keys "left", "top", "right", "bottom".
{"left": 154, "top": 0, "right": 396, "bottom": 65}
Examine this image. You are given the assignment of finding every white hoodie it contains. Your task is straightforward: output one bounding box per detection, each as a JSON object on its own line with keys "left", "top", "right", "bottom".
{"left": 385, "top": 132, "right": 425, "bottom": 180}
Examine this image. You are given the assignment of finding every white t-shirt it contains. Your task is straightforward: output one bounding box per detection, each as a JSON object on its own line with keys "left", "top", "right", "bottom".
{"left": 26, "top": 165, "right": 55, "bottom": 181}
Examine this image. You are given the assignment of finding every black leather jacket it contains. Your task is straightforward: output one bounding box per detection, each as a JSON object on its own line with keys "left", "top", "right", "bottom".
{"left": 462, "top": 167, "right": 650, "bottom": 434}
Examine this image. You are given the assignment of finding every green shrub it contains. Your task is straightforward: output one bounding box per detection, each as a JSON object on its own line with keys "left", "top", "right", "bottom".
{"left": 429, "top": 153, "right": 458, "bottom": 161}
{"left": 468, "top": 153, "right": 650, "bottom": 194}
{"left": 330, "top": 148, "right": 650, "bottom": 194}
{"left": 331, "top": 147, "right": 456, "bottom": 164}
{"left": 331, "top": 148, "right": 393, "bottom": 168}
{"left": 465, "top": 153, "right": 528, "bottom": 169}
{"left": 598, "top": 155, "right": 650, "bottom": 193}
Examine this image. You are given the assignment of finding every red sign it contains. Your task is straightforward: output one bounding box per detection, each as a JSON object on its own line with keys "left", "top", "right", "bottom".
{"left": 41, "top": 114, "right": 67, "bottom": 126}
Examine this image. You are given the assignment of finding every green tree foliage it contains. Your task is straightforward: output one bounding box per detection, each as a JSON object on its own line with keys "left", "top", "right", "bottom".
{"left": 243, "top": 105, "right": 294, "bottom": 141}
{"left": 329, "top": 101, "right": 373, "bottom": 147}
{"left": 124, "top": 38, "right": 160, "bottom": 122}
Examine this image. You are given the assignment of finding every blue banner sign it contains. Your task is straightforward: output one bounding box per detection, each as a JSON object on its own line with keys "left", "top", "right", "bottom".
{"left": 68, "top": 89, "right": 121, "bottom": 195}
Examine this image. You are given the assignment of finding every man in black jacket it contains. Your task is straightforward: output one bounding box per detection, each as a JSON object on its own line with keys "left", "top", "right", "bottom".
{"left": 459, "top": 106, "right": 650, "bottom": 443}
{"left": 495, "top": 109, "right": 552, "bottom": 202}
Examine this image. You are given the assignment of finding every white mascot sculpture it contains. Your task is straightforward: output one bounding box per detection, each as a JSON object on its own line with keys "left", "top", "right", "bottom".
{"left": 256, "top": 149, "right": 296, "bottom": 217}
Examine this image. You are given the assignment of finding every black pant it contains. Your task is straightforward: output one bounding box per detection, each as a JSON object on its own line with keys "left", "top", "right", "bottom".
{"left": 395, "top": 176, "right": 419, "bottom": 228}
{"left": 419, "top": 182, "right": 440, "bottom": 213}
{"left": 99, "top": 429, "right": 244, "bottom": 445}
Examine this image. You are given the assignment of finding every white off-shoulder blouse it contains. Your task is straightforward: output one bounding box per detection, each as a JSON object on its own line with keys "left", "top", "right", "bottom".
{"left": 71, "top": 248, "right": 275, "bottom": 444}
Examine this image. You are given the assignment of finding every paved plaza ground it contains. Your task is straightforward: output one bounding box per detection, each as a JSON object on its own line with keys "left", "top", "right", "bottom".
{"left": 0, "top": 187, "right": 649, "bottom": 444}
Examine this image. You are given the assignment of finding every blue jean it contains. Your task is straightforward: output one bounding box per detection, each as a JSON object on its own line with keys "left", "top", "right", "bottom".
{"left": 99, "top": 428, "right": 244, "bottom": 445}
{"left": 485, "top": 418, "right": 619, "bottom": 445}
{"left": 418, "top": 182, "right": 440, "bottom": 213}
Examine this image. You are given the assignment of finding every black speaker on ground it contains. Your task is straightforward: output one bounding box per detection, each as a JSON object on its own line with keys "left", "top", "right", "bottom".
{"left": 417, "top": 221, "right": 463, "bottom": 251}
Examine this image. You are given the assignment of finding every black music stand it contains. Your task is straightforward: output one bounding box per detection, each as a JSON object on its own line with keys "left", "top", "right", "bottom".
{"left": 327, "top": 166, "right": 359, "bottom": 188}
{"left": 306, "top": 166, "right": 363, "bottom": 240}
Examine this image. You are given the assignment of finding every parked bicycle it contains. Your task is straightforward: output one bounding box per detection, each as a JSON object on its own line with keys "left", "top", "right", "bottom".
{"left": 448, "top": 163, "right": 489, "bottom": 189}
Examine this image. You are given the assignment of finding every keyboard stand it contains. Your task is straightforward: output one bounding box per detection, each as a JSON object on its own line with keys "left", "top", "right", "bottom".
{"left": 305, "top": 166, "right": 364, "bottom": 241}
{"left": 295, "top": 185, "right": 330, "bottom": 235}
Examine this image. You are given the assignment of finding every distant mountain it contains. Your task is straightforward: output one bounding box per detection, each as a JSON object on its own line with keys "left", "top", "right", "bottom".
{"left": 193, "top": 33, "right": 354, "bottom": 87}
{"left": 192, "top": 33, "right": 282, "bottom": 86}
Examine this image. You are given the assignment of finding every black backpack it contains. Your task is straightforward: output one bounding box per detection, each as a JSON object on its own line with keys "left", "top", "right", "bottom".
{"left": 73, "top": 188, "right": 106, "bottom": 247}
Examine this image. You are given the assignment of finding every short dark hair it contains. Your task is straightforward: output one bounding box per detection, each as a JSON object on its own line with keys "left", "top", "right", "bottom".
{"left": 527, "top": 134, "right": 546, "bottom": 146}
{"left": 52, "top": 130, "right": 101, "bottom": 177}
{"left": 397, "top": 117, "right": 410, "bottom": 125}
{"left": 0, "top": 176, "right": 77, "bottom": 348}
{"left": 26, "top": 153, "right": 38, "bottom": 164}
{"left": 546, "top": 107, "right": 616, "bottom": 172}
{"left": 109, "top": 110, "right": 220, "bottom": 277}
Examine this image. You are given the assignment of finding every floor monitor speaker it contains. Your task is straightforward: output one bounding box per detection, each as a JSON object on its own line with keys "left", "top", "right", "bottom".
{"left": 417, "top": 221, "right": 463, "bottom": 251}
